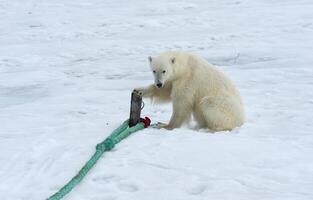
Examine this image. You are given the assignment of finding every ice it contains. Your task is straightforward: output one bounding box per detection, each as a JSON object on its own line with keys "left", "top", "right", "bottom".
{"left": 0, "top": 0, "right": 313, "bottom": 199}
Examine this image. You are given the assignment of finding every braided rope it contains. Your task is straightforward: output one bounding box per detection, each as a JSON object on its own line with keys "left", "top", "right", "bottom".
{"left": 47, "top": 118, "right": 150, "bottom": 200}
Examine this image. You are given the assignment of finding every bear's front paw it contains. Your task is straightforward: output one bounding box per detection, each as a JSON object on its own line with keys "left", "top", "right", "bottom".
{"left": 133, "top": 88, "right": 145, "bottom": 96}
{"left": 154, "top": 122, "right": 171, "bottom": 130}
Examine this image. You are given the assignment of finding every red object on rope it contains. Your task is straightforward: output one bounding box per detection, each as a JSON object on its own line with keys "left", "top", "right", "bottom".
{"left": 140, "top": 117, "right": 151, "bottom": 128}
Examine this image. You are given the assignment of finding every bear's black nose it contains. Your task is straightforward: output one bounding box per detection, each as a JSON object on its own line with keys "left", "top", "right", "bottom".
{"left": 156, "top": 83, "right": 163, "bottom": 88}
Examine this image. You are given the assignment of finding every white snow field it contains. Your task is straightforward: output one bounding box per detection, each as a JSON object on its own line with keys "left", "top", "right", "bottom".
{"left": 1, "top": 0, "right": 313, "bottom": 199}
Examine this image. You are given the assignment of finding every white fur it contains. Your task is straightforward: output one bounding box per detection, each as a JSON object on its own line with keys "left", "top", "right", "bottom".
{"left": 134, "top": 51, "right": 245, "bottom": 131}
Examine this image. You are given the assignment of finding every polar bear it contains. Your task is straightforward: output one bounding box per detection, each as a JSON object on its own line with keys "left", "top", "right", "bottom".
{"left": 134, "top": 51, "right": 245, "bottom": 131}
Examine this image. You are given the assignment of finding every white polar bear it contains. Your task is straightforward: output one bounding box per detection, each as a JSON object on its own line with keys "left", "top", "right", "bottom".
{"left": 134, "top": 51, "right": 245, "bottom": 132}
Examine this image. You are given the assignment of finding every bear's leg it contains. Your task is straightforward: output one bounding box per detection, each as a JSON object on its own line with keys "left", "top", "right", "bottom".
{"left": 193, "top": 108, "right": 207, "bottom": 129}
{"left": 164, "top": 100, "right": 192, "bottom": 130}
{"left": 133, "top": 85, "right": 155, "bottom": 98}
{"left": 201, "top": 96, "right": 243, "bottom": 132}
{"left": 134, "top": 84, "right": 171, "bottom": 102}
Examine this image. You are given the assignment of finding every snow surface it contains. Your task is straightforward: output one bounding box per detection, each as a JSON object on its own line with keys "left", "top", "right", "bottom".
{"left": 1, "top": 0, "right": 313, "bottom": 199}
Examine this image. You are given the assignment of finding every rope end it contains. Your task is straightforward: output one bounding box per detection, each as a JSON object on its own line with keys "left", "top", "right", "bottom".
{"left": 140, "top": 117, "right": 151, "bottom": 128}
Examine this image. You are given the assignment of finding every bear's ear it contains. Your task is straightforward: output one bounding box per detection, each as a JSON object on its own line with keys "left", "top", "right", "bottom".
{"left": 171, "top": 57, "right": 175, "bottom": 64}
{"left": 148, "top": 56, "right": 152, "bottom": 62}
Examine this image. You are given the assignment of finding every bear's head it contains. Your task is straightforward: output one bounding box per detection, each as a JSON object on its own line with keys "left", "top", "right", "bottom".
{"left": 148, "top": 55, "right": 175, "bottom": 88}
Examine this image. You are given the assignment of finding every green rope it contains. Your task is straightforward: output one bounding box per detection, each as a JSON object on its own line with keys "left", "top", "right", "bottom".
{"left": 47, "top": 120, "right": 145, "bottom": 200}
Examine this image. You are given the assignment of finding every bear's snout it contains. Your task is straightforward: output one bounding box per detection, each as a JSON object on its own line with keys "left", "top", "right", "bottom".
{"left": 156, "top": 83, "right": 163, "bottom": 88}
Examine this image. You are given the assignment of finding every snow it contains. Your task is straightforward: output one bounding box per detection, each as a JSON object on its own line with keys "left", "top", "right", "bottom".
{"left": 1, "top": 0, "right": 313, "bottom": 199}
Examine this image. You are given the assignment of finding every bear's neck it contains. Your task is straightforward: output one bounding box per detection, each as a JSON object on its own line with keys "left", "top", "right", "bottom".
{"left": 173, "top": 62, "right": 192, "bottom": 83}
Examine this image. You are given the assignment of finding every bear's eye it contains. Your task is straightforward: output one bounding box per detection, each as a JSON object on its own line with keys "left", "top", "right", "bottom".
{"left": 162, "top": 70, "right": 166, "bottom": 74}
{"left": 153, "top": 70, "right": 156, "bottom": 73}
